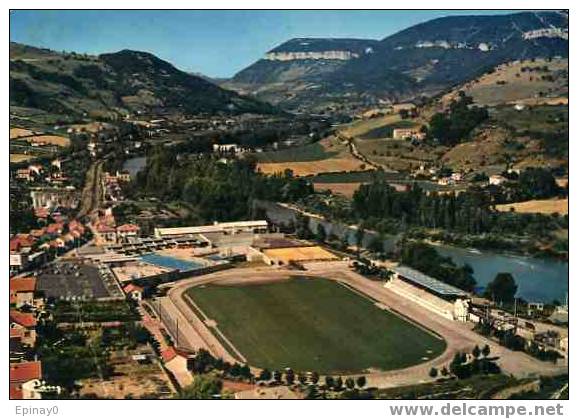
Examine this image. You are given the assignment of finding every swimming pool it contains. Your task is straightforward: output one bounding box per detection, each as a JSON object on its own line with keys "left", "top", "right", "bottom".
{"left": 140, "top": 253, "right": 205, "bottom": 272}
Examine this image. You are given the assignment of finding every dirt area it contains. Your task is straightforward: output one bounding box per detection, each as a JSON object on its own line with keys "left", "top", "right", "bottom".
{"left": 314, "top": 182, "right": 363, "bottom": 197}
{"left": 556, "top": 178, "right": 569, "bottom": 188}
{"left": 28, "top": 134, "right": 70, "bottom": 147}
{"left": 10, "top": 127, "right": 36, "bottom": 139}
{"left": 258, "top": 157, "right": 365, "bottom": 176}
{"left": 262, "top": 246, "right": 339, "bottom": 264}
{"left": 495, "top": 198, "right": 568, "bottom": 215}
{"left": 10, "top": 153, "right": 35, "bottom": 163}
{"left": 79, "top": 351, "right": 174, "bottom": 399}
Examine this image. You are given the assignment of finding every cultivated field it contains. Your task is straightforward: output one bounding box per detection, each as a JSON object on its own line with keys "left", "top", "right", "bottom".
{"left": 313, "top": 182, "right": 363, "bottom": 197}
{"left": 258, "top": 158, "right": 365, "bottom": 176}
{"left": 186, "top": 276, "right": 446, "bottom": 374}
{"left": 9, "top": 153, "right": 35, "bottom": 163}
{"left": 496, "top": 198, "right": 568, "bottom": 215}
{"left": 256, "top": 136, "right": 365, "bottom": 176}
{"left": 10, "top": 127, "right": 70, "bottom": 147}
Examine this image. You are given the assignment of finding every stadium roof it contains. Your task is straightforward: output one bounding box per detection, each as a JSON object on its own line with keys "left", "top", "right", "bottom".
{"left": 393, "top": 266, "right": 469, "bottom": 298}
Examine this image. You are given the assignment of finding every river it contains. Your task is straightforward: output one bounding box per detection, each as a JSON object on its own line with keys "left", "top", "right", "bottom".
{"left": 257, "top": 200, "right": 568, "bottom": 303}
{"left": 122, "top": 156, "right": 147, "bottom": 177}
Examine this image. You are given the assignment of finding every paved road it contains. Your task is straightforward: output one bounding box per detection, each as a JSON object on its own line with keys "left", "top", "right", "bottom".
{"left": 160, "top": 263, "right": 567, "bottom": 389}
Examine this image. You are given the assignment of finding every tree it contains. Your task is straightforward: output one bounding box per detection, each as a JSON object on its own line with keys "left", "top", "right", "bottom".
{"left": 355, "top": 226, "right": 365, "bottom": 251}
{"left": 429, "top": 367, "right": 438, "bottom": 378}
{"left": 273, "top": 370, "right": 282, "bottom": 383}
{"left": 345, "top": 378, "right": 355, "bottom": 390}
{"left": 484, "top": 273, "right": 518, "bottom": 304}
{"left": 316, "top": 223, "right": 327, "bottom": 243}
{"left": 285, "top": 368, "right": 295, "bottom": 385}
{"left": 356, "top": 376, "right": 366, "bottom": 388}
{"left": 368, "top": 236, "right": 384, "bottom": 254}
{"left": 482, "top": 344, "right": 491, "bottom": 358}
{"left": 472, "top": 345, "right": 481, "bottom": 359}
{"left": 310, "top": 371, "right": 320, "bottom": 385}
{"left": 258, "top": 368, "right": 272, "bottom": 381}
{"left": 178, "top": 375, "right": 223, "bottom": 399}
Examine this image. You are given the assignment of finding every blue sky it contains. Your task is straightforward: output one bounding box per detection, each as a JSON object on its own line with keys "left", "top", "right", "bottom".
{"left": 10, "top": 10, "right": 520, "bottom": 78}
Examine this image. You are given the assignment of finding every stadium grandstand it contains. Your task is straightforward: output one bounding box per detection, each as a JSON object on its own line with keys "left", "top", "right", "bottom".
{"left": 385, "top": 266, "right": 470, "bottom": 321}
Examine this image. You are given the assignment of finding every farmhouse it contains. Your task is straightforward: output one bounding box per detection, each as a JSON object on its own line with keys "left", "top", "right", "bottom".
{"left": 392, "top": 127, "right": 424, "bottom": 140}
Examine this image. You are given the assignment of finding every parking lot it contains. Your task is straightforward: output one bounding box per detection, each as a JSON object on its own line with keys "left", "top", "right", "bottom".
{"left": 37, "top": 261, "right": 123, "bottom": 300}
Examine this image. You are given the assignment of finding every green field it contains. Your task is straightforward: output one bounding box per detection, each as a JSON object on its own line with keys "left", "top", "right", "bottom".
{"left": 359, "top": 120, "right": 419, "bottom": 140}
{"left": 186, "top": 277, "right": 446, "bottom": 374}
{"left": 307, "top": 170, "right": 407, "bottom": 184}
{"left": 257, "top": 142, "right": 339, "bottom": 163}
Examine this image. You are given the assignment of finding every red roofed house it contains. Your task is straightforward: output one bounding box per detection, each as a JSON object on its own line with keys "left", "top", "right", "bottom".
{"left": 161, "top": 346, "right": 194, "bottom": 387}
{"left": 116, "top": 224, "right": 141, "bottom": 241}
{"left": 45, "top": 222, "right": 64, "bottom": 235}
{"left": 123, "top": 283, "right": 144, "bottom": 301}
{"left": 10, "top": 235, "right": 37, "bottom": 274}
{"left": 10, "top": 277, "right": 38, "bottom": 308}
{"left": 10, "top": 361, "right": 42, "bottom": 399}
{"left": 96, "top": 224, "right": 117, "bottom": 243}
{"left": 10, "top": 311, "right": 37, "bottom": 346}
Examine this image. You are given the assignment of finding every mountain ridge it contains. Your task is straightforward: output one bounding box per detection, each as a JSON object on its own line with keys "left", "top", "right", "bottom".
{"left": 9, "top": 42, "right": 277, "bottom": 117}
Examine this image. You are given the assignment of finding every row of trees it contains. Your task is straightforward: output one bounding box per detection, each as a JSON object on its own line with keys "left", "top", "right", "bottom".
{"left": 429, "top": 344, "right": 499, "bottom": 381}
{"left": 352, "top": 180, "right": 567, "bottom": 238}
{"left": 133, "top": 149, "right": 313, "bottom": 224}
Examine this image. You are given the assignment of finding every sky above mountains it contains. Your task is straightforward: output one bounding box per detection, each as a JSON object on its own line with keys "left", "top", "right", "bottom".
{"left": 11, "top": 10, "right": 520, "bottom": 78}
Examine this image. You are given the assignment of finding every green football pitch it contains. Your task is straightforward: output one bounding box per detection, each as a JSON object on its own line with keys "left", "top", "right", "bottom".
{"left": 186, "top": 277, "right": 446, "bottom": 374}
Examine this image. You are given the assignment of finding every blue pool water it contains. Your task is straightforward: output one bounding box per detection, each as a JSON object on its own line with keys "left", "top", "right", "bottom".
{"left": 140, "top": 253, "right": 204, "bottom": 271}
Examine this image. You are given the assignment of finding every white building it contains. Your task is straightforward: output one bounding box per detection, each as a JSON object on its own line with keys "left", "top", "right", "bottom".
{"left": 154, "top": 220, "right": 268, "bottom": 239}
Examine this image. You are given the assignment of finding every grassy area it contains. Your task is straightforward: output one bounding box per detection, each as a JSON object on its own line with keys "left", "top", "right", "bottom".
{"left": 307, "top": 170, "right": 406, "bottom": 183}
{"left": 359, "top": 120, "right": 419, "bottom": 140}
{"left": 375, "top": 374, "right": 516, "bottom": 399}
{"left": 52, "top": 300, "right": 140, "bottom": 323}
{"left": 257, "top": 142, "right": 339, "bottom": 163}
{"left": 496, "top": 198, "right": 568, "bottom": 215}
{"left": 186, "top": 277, "right": 446, "bottom": 374}
{"left": 492, "top": 105, "right": 568, "bottom": 134}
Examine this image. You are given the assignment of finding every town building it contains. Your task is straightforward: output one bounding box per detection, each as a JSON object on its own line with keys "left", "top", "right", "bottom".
{"left": 10, "top": 361, "right": 42, "bottom": 399}
{"left": 116, "top": 224, "right": 141, "bottom": 241}
{"left": 154, "top": 220, "right": 268, "bottom": 239}
{"left": 489, "top": 175, "right": 508, "bottom": 186}
{"left": 10, "top": 277, "right": 38, "bottom": 308}
{"left": 9, "top": 311, "right": 37, "bottom": 347}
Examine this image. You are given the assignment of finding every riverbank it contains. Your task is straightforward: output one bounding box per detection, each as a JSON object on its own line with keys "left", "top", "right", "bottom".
{"left": 259, "top": 200, "right": 568, "bottom": 303}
